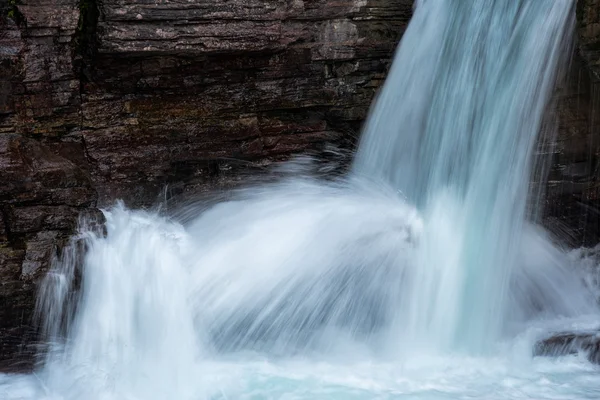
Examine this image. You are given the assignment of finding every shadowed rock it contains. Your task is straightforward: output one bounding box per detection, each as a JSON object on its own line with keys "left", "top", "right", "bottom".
{"left": 534, "top": 331, "right": 600, "bottom": 364}
{"left": 0, "top": 134, "right": 99, "bottom": 371}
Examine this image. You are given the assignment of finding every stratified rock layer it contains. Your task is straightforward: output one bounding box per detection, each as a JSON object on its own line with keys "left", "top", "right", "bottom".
{"left": 544, "top": 1, "right": 600, "bottom": 245}
{"left": 1, "top": 0, "right": 412, "bottom": 206}
{"left": 0, "top": 134, "right": 97, "bottom": 370}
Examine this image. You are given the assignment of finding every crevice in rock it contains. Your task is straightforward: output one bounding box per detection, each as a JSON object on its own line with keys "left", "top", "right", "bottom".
{"left": 72, "top": 0, "right": 100, "bottom": 82}
{"left": 71, "top": 1, "right": 99, "bottom": 172}
{"left": 72, "top": 0, "right": 100, "bottom": 133}
{"left": 0, "top": 206, "right": 13, "bottom": 242}
{"left": 3, "top": 0, "right": 26, "bottom": 28}
{"left": 79, "top": 133, "right": 96, "bottom": 167}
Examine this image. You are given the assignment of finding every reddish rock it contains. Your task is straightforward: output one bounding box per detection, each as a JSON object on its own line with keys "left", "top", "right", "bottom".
{"left": 80, "top": 0, "right": 412, "bottom": 205}
{"left": 543, "top": 0, "right": 600, "bottom": 245}
{"left": 0, "top": 134, "right": 97, "bottom": 371}
{"left": 534, "top": 331, "right": 600, "bottom": 364}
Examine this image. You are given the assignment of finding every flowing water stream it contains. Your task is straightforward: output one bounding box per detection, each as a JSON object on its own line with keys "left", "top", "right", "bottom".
{"left": 3, "top": 0, "right": 600, "bottom": 399}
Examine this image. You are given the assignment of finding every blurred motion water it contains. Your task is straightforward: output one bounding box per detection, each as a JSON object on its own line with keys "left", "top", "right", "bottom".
{"left": 2, "top": 0, "right": 600, "bottom": 399}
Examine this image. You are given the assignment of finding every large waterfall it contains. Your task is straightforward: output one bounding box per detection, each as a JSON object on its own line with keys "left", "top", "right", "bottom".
{"left": 354, "top": 0, "right": 583, "bottom": 353}
{"left": 2, "top": 0, "right": 600, "bottom": 399}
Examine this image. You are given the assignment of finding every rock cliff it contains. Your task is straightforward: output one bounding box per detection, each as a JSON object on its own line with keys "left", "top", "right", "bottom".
{"left": 545, "top": 0, "right": 600, "bottom": 245}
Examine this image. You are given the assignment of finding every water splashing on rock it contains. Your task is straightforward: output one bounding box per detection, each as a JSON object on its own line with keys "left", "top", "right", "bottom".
{"left": 2, "top": 0, "right": 600, "bottom": 399}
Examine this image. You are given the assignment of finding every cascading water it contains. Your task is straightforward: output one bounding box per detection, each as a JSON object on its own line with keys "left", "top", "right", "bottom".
{"left": 2, "top": 0, "right": 600, "bottom": 399}
{"left": 354, "top": 0, "right": 583, "bottom": 353}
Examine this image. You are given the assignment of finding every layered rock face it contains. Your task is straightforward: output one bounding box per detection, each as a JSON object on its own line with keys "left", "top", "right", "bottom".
{"left": 0, "top": 0, "right": 412, "bottom": 368}
{"left": 545, "top": 1, "right": 600, "bottom": 245}
{"left": 1, "top": 0, "right": 412, "bottom": 205}
{"left": 65, "top": 0, "right": 412, "bottom": 205}
{"left": 0, "top": 134, "right": 97, "bottom": 370}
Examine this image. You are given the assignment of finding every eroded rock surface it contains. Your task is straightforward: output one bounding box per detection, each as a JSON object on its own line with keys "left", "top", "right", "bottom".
{"left": 578, "top": 0, "right": 600, "bottom": 79}
{"left": 83, "top": 0, "right": 412, "bottom": 204}
{"left": 544, "top": 1, "right": 600, "bottom": 245}
{"left": 534, "top": 331, "right": 600, "bottom": 364}
{"left": 0, "top": 134, "right": 97, "bottom": 370}
{"left": 0, "top": 0, "right": 413, "bottom": 205}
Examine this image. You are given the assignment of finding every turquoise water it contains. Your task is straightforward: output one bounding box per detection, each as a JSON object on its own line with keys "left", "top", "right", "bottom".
{"left": 2, "top": 352, "right": 600, "bottom": 399}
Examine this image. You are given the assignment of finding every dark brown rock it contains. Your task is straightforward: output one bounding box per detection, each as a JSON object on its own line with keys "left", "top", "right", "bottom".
{"left": 0, "top": 0, "right": 81, "bottom": 137}
{"left": 79, "top": 0, "right": 412, "bottom": 205}
{"left": 578, "top": 0, "right": 600, "bottom": 79}
{"left": 534, "top": 331, "right": 600, "bottom": 364}
{"left": 1, "top": 0, "right": 413, "bottom": 206}
{"left": 542, "top": 0, "right": 600, "bottom": 245}
{"left": 0, "top": 134, "right": 97, "bottom": 370}
{"left": 0, "top": 134, "right": 96, "bottom": 206}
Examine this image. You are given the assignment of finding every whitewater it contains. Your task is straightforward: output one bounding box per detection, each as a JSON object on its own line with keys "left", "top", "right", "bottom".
{"left": 3, "top": 0, "right": 600, "bottom": 399}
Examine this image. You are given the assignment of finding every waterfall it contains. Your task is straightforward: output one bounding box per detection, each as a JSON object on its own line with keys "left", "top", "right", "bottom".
{"left": 354, "top": 0, "right": 578, "bottom": 352}
{"left": 2, "top": 1, "right": 600, "bottom": 399}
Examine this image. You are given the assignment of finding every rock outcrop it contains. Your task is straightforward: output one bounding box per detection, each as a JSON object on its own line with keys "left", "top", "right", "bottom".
{"left": 0, "top": 0, "right": 412, "bottom": 369}
{"left": 544, "top": 0, "right": 600, "bottom": 246}
{"left": 84, "top": 0, "right": 412, "bottom": 204}
{"left": 0, "top": 134, "right": 97, "bottom": 370}
{"left": 534, "top": 331, "right": 600, "bottom": 364}
{"left": 578, "top": 0, "right": 600, "bottom": 78}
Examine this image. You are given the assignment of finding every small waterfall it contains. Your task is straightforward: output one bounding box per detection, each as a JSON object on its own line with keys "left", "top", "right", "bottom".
{"left": 35, "top": 208, "right": 200, "bottom": 398}
{"left": 6, "top": 0, "right": 599, "bottom": 399}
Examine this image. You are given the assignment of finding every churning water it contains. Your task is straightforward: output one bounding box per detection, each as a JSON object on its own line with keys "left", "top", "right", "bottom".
{"left": 3, "top": 0, "right": 600, "bottom": 399}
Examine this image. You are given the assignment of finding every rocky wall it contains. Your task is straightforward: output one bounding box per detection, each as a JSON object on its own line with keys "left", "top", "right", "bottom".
{"left": 544, "top": 0, "right": 600, "bottom": 246}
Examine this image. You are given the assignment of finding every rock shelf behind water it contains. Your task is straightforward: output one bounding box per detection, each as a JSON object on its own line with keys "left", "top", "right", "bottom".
{"left": 534, "top": 331, "right": 600, "bottom": 364}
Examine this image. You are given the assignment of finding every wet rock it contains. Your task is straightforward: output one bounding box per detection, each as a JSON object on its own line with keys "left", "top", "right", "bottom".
{"left": 1, "top": 0, "right": 414, "bottom": 206}
{"left": 80, "top": 0, "right": 413, "bottom": 205}
{"left": 542, "top": 0, "right": 600, "bottom": 246}
{"left": 534, "top": 331, "right": 600, "bottom": 364}
{"left": 0, "top": 134, "right": 97, "bottom": 370}
{"left": 577, "top": 0, "right": 600, "bottom": 80}
{"left": 0, "top": 134, "right": 96, "bottom": 207}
